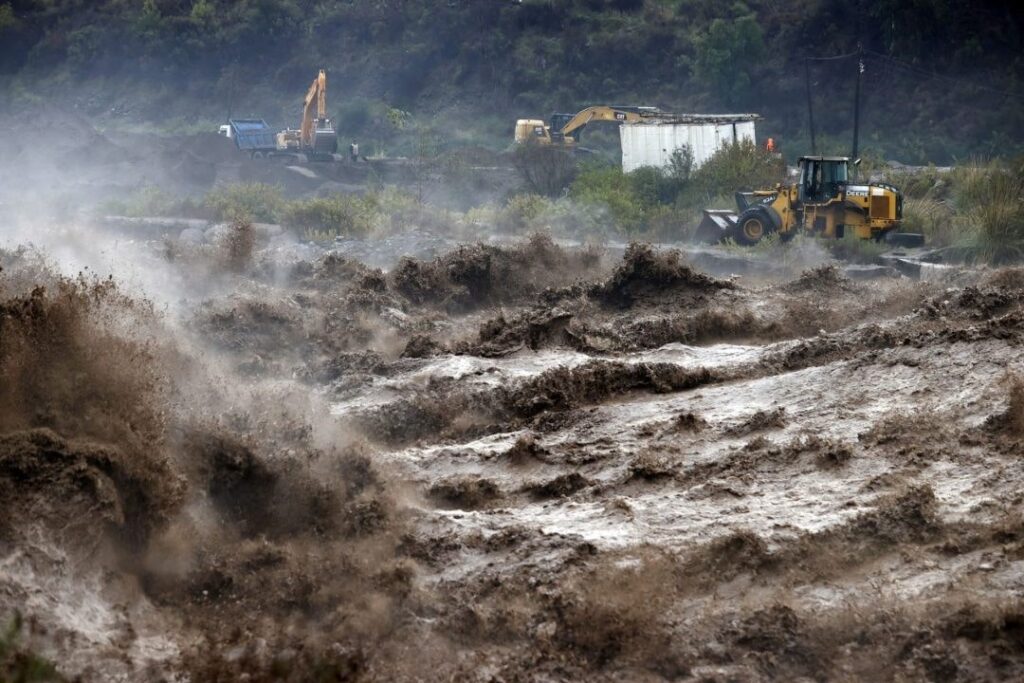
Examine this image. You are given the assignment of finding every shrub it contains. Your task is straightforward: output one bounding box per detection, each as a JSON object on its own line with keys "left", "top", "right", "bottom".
{"left": 681, "top": 139, "right": 782, "bottom": 211}
{"left": 512, "top": 142, "right": 578, "bottom": 197}
{"left": 629, "top": 165, "right": 680, "bottom": 205}
{"left": 497, "top": 194, "right": 554, "bottom": 234}
{"left": 99, "top": 186, "right": 183, "bottom": 218}
{"left": 526, "top": 197, "right": 614, "bottom": 239}
{"left": 203, "top": 183, "right": 284, "bottom": 223}
{"left": 569, "top": 163, "right": 691, "bottom": 237}
{"left": 373, "top": 187, "right": 421, "bottom": 233}
{"left": 569, "top": 164, "right": 647, "bottom": 234}
{"left": 281, "top": 194, "right": 379, "bottom": 238}
{"left": 667, "top": 145, "right": 694, "bottom": 183}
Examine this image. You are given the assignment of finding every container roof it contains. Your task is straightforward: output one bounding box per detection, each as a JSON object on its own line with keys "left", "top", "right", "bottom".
{"left": 624, "top": 113, "right": 761, "bottom": 125}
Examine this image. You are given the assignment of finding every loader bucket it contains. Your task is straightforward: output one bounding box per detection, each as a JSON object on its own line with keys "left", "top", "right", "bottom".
{"left": 695, "top": 209, "right": 738, "bottom": 244}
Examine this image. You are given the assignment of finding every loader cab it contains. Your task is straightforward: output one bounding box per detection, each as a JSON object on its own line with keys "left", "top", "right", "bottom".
{"left": 798, "top": 156, "right": 849, "bottom": 203}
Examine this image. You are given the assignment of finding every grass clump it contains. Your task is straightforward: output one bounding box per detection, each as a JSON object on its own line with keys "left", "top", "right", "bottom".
{"left": 951, "top": 161, "right": 1024, "bottom": 263}
{"left": 203, "top": 183, "right": 284, "bottom": 223}
{"left": 902, "top": 196, "right": 955, "bottom": 246}
{"left": 98, "top": 185, "right": 194, "bottom": 218}
{"left": 281, "top": 195, "right": 379, "bottom": 238}
{"left": 496, "top": 193, "right": 554, "bottom": 234}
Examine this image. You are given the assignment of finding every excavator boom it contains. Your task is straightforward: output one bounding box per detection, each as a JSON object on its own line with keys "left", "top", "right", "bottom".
{"left": 557, "top": 105, "right": 664, "bottom": 139}
{"left": 300, "top": 69, "right": 328, "bottom": 148}
{"left": 515, "top": 105, "right": 669, "bottom": 145}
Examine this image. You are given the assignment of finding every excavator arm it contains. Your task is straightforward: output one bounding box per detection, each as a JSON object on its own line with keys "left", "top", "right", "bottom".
{"left": 557, "top": 105, "right": 668, "bottom": 141}
{"left": 558, "top": 106, "right": 643, "bottom": 139}
{"left": 514, "top": 105, "right": 667, "bottom": 145}
{"left": 300, "top": 69, "right": 327, "bottom": 148}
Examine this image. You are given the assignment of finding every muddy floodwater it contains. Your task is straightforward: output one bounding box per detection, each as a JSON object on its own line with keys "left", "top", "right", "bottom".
{"left": 2, "top": 223, "right": 1024, "bottom": 681}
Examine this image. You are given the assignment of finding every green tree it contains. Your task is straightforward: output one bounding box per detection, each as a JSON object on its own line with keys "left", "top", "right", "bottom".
{"left": 0, "top": 4, "right": 17, "bottom": 33}
{"left": 190, "top": 0, "right": 215, "bottom": 26}
{"left": 694, "top": 13, "right": 765, "bottom": 105}
{"left": 136, "top": 0, "right": 161, "bottom": 34}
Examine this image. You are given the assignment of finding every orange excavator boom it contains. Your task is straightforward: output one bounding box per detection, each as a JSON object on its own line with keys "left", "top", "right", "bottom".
{"left": 300, "top": 69, "right": 328, "bottom": 148}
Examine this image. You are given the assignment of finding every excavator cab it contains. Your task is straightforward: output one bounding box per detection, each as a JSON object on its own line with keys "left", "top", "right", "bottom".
{"left": 798, "top": 156, "right": 848, "bottom": 204}
{"left": 549, "top": 113, "right": 581, "bottom": 143}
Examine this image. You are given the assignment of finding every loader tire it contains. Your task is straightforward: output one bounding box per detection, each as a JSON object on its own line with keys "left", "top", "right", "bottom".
{"left": 732, "top": 207, "right": 776, "bottom": 246}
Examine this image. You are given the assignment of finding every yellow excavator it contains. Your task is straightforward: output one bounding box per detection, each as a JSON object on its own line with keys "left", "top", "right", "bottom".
{"left": 276, "top": 69, "right": 338, "bottom": 160}
{"left": 696, "top": 156, "right": 920, "bottom": 246}
{"left": 514, "top": 105, "right": 671, "bottom": 145}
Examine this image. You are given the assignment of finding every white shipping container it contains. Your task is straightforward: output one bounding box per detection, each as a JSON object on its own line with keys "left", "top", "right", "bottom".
{"left": 619, "top": 115, "right": 759, "bottom": 173}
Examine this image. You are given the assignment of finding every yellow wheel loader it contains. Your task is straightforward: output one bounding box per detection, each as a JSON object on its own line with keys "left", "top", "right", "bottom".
{"left": 696, "top": 156, "right": 920, "bottom": 246}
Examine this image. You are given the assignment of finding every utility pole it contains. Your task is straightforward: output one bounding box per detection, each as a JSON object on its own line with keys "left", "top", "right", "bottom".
{"left": 805, "top": 57, "right": 817, "bottom": 155}
{"left": 851, "top": 46, "right": 863, "bottom": 164}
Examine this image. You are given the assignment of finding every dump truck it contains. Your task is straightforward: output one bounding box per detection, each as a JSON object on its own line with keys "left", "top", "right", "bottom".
{"left": 696, "top": 155, "right": 920, "bottom": 246}
{"left": 218, "top": 119, "right": 278, "bottom": 158}
{"left": 515, "top": 105, "right": 671, "bottom": 146}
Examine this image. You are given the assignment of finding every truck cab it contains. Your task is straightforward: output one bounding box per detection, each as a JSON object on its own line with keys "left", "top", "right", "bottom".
{"left": 798, "top": 156, "right": 849, "bottom": 204}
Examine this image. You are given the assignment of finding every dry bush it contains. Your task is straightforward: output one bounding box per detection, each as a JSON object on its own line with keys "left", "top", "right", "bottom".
{"left": 512, "top": 142, "right": 578, "bottom": 197}
{"left": 223, "top": 217, "right": 255, "bottom": 272}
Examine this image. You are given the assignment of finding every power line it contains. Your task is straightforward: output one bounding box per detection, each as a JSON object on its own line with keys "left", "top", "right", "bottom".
{"left": 806, "top": 50, "right": 860, "bottom": 62}
{"left": 864, "top": 49, "right": 1024, "bottom": 102}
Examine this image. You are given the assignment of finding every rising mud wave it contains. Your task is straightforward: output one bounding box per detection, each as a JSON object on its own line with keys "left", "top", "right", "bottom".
{"left": 0, "top": 251, "right": 412, "bottom": 681}
{"left": 5, "top": 235, "right": 1024, "bottom": 681}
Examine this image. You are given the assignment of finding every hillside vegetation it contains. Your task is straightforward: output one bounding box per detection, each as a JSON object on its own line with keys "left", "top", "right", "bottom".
{"left": 1, "top": 0, "right": 1022, "bottom": 162}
